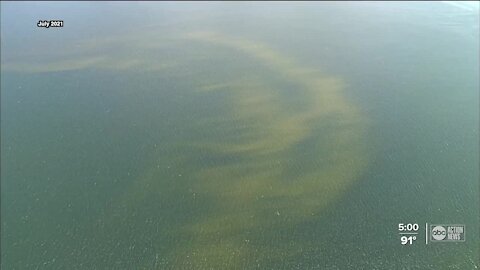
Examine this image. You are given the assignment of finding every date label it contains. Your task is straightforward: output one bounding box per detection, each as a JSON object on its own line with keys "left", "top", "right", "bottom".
{"left": 37, "top": 20, "right": 63, "bottom": 28}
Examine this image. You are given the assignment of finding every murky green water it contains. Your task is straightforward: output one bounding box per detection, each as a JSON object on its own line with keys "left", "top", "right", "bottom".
{"left": 1, "top": 2, "right": 479, "bottom": 269}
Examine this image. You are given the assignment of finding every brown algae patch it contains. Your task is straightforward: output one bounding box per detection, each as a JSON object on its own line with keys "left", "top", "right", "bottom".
{"left": 154, "top": 32, "right": 371, "bottom": 267}
{"left": 73, "top": 31, "right": 371, "bottom": 268}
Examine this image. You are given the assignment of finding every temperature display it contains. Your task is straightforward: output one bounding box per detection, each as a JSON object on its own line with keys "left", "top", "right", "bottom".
{"left": 401, "top": 235, "right": 417, "bottom": 245}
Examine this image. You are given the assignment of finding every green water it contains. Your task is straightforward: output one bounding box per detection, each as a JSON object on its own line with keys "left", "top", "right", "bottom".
{"left": 1, "top": 2, "right": 479, "bottom": 269}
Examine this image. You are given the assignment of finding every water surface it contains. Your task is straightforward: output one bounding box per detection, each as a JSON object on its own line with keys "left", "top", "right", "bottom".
{"left": 1, "top": 2, "right": 479, "bottom": 269}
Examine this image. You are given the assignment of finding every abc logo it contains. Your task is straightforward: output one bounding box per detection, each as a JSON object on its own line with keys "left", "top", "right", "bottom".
{"left": 431, "top": 226, "right": 446, "bottom": 240}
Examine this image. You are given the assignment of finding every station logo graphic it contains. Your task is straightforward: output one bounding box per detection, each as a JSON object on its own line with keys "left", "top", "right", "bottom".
{"left": 430, "top": 224, "right": 465, "bottom": 242}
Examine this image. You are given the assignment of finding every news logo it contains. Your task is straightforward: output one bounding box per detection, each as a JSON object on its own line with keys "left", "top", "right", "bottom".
{"left": 430, "top": 224, "right": 465, "bottom": 242}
